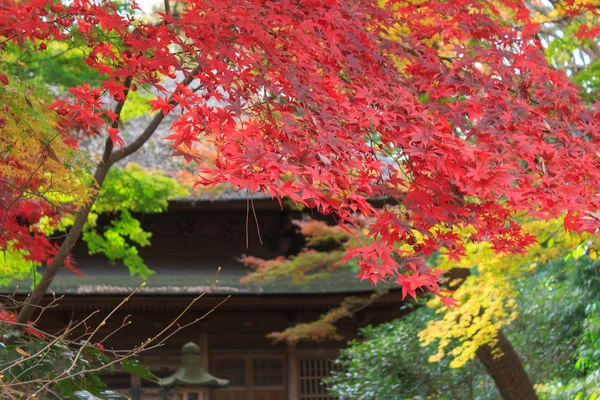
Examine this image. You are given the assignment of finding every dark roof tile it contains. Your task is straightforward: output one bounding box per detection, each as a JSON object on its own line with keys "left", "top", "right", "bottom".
{"left": 2, "top": 257, "right": 383, "bottom": 296}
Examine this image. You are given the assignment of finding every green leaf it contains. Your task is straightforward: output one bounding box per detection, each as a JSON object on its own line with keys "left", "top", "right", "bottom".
{"left": 120, "top": 359, "right": 157, "bottom": 380}
{"left": 81, "top": 163, "right": 189, "bottom": 278}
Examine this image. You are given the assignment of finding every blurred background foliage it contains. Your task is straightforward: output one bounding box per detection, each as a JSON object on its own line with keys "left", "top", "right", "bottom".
{"left": 326, "top": 242, "right": 600, "bottom": 399}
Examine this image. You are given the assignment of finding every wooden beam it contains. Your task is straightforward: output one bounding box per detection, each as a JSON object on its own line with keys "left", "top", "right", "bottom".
{"left": 28, "top": 290, "right": 404, "bottom": 312}
{"left": 287, "top": 343, "right": 298, "bottom": 400}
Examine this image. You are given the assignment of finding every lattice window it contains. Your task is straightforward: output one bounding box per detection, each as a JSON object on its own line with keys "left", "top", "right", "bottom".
{"left": 253, "top": 358, "right": 284, "bottom": 387}
{"left": 212, "top": 358, "right": 246, "bottom": 387}
{"left": 299, "top": 359, "right": 337, "bottom": 400}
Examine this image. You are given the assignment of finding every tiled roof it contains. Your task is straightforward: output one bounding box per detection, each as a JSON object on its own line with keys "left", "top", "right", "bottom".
{"left": 3, "top": 257, "right": 385, "bottom": 296}
{"left": 170, "top": 190, "right": 272, "bottom": 203}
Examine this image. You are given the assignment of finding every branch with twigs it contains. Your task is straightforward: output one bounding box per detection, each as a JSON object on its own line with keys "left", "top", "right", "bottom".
{"left": 0, "top": 269, "right": 228, "bottom": 399}
{"left": 15, "top": 63, "right": 203, "bottom": 326}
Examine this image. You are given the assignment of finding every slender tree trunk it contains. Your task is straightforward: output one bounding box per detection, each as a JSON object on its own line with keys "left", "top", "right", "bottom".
{"left": 16, "top": 155, "right": 112, "bottom": 325}
{"left": 476, "top": 330, "right": 538, "bottom": 400}
{"left": 15, "top": 66, "right": 201, "bottom": 325}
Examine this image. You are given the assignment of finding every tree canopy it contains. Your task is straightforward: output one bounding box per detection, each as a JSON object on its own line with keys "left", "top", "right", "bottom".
{"left": 2, "top": 0, "right": 600, "bottom": 313}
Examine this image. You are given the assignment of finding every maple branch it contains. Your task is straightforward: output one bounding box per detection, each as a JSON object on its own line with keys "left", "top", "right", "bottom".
{"left": 2, "top": 278, "right": 228, "bottom": 398}
{"left": 15, "top": 66, "right": 201, "bottom": 326}
{"left": 31, "top": 287, "right": 226, "bottom": 397}
{"left": 14, "top": 153, "right": 112, "bottom": 327}
{"left": 109, "top": 64, "right": 201, "bottom": 165}
{"left": 112, "top": 76, "right": 133, "bottom": 130}
{"left": 269, "top": 290, "right": 390, "bottom": 344}
{"left": 14, "top": 82, "right": 131, "bottom": 326}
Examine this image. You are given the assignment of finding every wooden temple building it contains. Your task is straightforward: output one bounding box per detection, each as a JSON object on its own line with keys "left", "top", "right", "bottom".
{"left": 6, "top": 193, "right": 404, "bottom": 400}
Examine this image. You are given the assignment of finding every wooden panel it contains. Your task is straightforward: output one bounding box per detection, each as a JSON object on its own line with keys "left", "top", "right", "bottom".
{"left": 298, "top": 359, "right": 337, "bottom": 400}
{"left": 255, "top": 390, "right": 286, "bottom": 400}
{"left": 253, "top": 358, "right": 284, "bottom": 387}
{"left": 212, "top": 389, "right": 248, "bottom": 400}
{"left": 211, "top": 357, "right": 246, "bottom": 387}
{"left": 287, "top": 343, "right": 298, "bottom": 400}
{"left": 138, "top": 388, "right": 169, "bottom": 400}
{"left": 211, "top": 388, "right": 285, "bottom": 400}
{"left": 210, "top": 353, "right": 286, "bottom": 400}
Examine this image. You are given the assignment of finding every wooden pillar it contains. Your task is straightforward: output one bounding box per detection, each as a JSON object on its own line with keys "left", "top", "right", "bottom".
{"left": 130, "top": 375, "right": 142, "bottom": 400}
{"left": 288, "top": 343, "right": 298, "bottom": 400}
{"left": 198, "top": 330, "right": 209, "bottom": 369}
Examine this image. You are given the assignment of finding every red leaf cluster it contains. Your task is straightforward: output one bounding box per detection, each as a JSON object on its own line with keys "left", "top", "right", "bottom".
{"left": 1, "top": 0, "right": 599, "bottom": 302}
{"left": 0, "top": 308, "right": 45, "bottom": 339}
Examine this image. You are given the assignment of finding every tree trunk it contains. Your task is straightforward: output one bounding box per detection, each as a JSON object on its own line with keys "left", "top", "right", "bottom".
{"left": 15, "top": 158, "right": 112, "bottom": 325}
{"left": 476, "top": 330, "right": 538, "bottom": 400}
{"left": 15, "top": 67, "right": 201, "bottom": 325}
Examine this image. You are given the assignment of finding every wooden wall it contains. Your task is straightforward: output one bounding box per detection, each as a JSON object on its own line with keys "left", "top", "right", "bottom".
{"left": 28, "top": 292, "right": 407, "bottom": 400}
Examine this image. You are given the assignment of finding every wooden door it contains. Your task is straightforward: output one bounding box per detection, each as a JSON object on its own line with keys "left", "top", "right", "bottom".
{"left": 210, "top": 354, "right": 286, "bottom": 400}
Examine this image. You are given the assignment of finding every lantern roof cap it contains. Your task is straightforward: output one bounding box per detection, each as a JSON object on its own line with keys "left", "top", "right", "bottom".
{"left": 158, "top": 342, "right": 229, "bottom": 388}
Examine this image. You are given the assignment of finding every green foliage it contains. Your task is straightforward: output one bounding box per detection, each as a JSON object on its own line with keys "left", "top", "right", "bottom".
{"left": 326, "top": 307, "right": 494, "bottom": 400}
{"left": 541, "top": 15, "right": 600, "bottom": 102}
{"left": 0, "top": 241, "right": 41, "bottom": 287}
{"left": 328, "top": 247, "right": 600, "bottom": 399}
{"left": 537, "top": 377, "right": 600, "bottom": 400}
{"left": 119, "top": 88, "right": 154, "bottom": 122}
{"left": 3, "top": 41, "right": 102, "bottom": 89}
{"left": 527, "top": 253, "right": 600, "bottom": 399}
{"left": 82, "top": 163, "right": 189, "bottom": 278}
{"left": 120, "top": 358, "right": 157, "bottom": 380}
{"left": 573, "top": 58, "right": 600, "bottom": 102}
{"left": 506, "top": 254, "right": 599, "bottom": 382}
{"left": 576, "top": 302, "right": 600, "bottom": 374}
{"left": 0, "top": 331, "right": 154, "bottom": 399}
{"left": 0, "top": 335, "right": 107, "bottom": 398}
{"left": 83, "top": 210, "right": 153, "bottom": 277}
{"left": 545, "top": 23, "right": 594, "bottom": 68}
{"left": 94, "top": 163, "right": 189, "bottom": 214}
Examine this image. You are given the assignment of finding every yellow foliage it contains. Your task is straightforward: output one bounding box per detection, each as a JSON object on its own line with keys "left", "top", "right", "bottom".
{"left": 529, "top": 0, "right": 600, "bottom": 39}
{"left": 0, "top": 73, "right": 95, "bottom": 226}
{"left": 532, "top": 0, "right": 600, "bottom": 23}
{"left": 420, "top": 218, "right": 600, "bottom": 368}
{"left": 378, "top": 0, "right": 522, "bottom": 79}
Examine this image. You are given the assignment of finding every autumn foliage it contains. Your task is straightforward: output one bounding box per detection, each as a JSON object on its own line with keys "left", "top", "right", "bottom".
{"left": 0, "top": 77, "right": 93, "bottom": 279}
{"left": 1, "top": 0, "right": 600, "bottom": 309}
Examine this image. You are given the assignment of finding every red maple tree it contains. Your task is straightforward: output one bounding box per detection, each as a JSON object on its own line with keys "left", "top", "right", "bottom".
{"left": 0, "top": 0, "right": 599, "bottom": 323}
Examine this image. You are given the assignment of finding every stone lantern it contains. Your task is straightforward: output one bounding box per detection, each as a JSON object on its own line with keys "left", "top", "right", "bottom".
{"left": 158, "top": 342, "right": 229, "bottom": 400}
